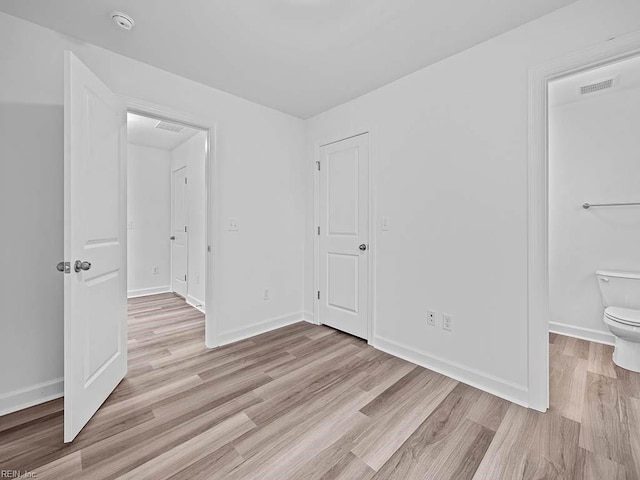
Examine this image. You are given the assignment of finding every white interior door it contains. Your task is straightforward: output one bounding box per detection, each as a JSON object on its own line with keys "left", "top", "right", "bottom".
{"left": 318, "top": 133, "right": 369, "bottom": 339}
{"left": 64, "top": 52, "right": 127, "bottom": 442}
{"left": 171, "top": 167, "right": 188, "bottom": 297}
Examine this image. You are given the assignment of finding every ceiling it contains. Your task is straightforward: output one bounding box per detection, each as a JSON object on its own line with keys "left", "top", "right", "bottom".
{"left": 0, "top": 0, "right": 576, "bottom": 118}
{"left": 127, "top": 113, "right": 201, "bottom": 151}
{"left": 550, "top": 54, "right": 640, "bottom": 107}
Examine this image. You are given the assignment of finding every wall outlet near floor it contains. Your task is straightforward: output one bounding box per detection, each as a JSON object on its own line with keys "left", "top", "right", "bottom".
{"left": 264, "top": 288, "right": 270, "bottom": 300}
{"left": 443, "top": 313, "right": 453, "bottom": 331}
{"left": 427, "top": 310, "right": 436, "bottom": 326}
{"left": 151, "top": 266, "right": 159, "bottom": 275}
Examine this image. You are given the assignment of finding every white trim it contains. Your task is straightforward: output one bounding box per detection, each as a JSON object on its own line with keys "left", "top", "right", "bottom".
{"left": 528, "top": 31, "right": 640, "bottom": 413}
{"left": 127, "top": 286, "right": 172, "bottom": 298}
{"left": 550, "top": 322, "right": 615, "bottom": 346}
{"left": 373, "top": 336, "right": 529, "bottom": 407}
{"left": 218, "top": 312, "right": 304, "bottom": 346}
{"left": 119, "top": 95, "right": 220, "bottom": 349}
{"left": 186, "top": 295, "right": 206, "bottom": 314}
{"left": 313, "top": 128, "right": 375, "bottom": 343}
{"left": 302, "top": 311, "right": 316, "bottom": 324}
{"left": 0, "top": 378, "right": 63, "bottom": 417}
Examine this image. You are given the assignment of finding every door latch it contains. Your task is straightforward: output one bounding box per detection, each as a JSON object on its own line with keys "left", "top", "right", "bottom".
{"left": 57, "top": 261, "right": 71, "bottom": 274}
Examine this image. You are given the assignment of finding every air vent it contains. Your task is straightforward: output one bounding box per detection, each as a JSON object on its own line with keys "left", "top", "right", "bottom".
{"left": 154, "top": 121, "right": 184, "bottom": 133}
{"left": 580, "top": 78, "right": 615, "bottom": 95}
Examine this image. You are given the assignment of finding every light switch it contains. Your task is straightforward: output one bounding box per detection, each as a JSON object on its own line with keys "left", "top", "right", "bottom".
{"left": 127, "top": 221, "right": 134, "bottom": 230}
{"left": 228, "top": 218, "right": 239, "bottom": 231}
{"left": 381, "top": 216, "right": 389, "bottom": 231}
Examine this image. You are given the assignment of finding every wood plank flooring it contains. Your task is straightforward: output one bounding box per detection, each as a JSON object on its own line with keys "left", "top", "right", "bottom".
{"left": 1, "top": 293, "right": 639, "bottom": 479}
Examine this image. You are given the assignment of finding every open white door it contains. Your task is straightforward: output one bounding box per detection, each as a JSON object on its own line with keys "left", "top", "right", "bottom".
{"left": 63, "top": 52, "right": 127, "bottom": 442}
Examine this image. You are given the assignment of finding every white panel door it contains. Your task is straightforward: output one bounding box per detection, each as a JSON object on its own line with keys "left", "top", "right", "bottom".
{"left": 171, "top": 167, "right": 188, "bottom": 297}
{"left": 64, "top": 52, "right": 127, "bottom": 442}
{"left": 319, "top": 134, "right": 369, "bottom": 339}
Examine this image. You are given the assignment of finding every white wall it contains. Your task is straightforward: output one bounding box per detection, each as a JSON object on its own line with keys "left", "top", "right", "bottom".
{"left": 549, "top": 86, "right": 640, "bottom": 343}
{"left": 304, "top": 0, "right": 640, "bottom": 405}
{"left": 0, "top": 11, "right": 305, "bottom": 414}
{"left": 171, "top": 131, "right": 207, "bottom": 308}
{"left": 127, "top": 144, "right": 172, "bottom": 297}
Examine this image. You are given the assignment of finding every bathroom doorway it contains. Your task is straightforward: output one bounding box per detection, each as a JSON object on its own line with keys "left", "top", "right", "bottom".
{"left": 543, "top": 49, "right": 640, "bottom": 422}
{"left": 548, "top": 54, "right": 640, "bottom": 347}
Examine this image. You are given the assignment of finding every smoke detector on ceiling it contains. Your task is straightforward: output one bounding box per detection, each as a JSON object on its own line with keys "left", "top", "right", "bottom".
{"left": 578, "top": 77, "right": 616, "bottom": 95}
{"left": 111, "top": 12, "right": 135, "bottom": 31}
{"left": 154, "top": 121, "right": 185, "bottom": 133}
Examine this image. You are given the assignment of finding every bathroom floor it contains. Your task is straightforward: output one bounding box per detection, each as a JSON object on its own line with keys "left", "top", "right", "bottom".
{"left": 1, "top": 300, "right": 639, "bottom": 479}
{"left": 549, "top": 332, "right": 640, "bottom": 477}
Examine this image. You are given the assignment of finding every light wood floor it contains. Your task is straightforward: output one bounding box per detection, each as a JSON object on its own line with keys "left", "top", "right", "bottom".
{"left": 1, "top": 293, "right": 640, "bottom": 479}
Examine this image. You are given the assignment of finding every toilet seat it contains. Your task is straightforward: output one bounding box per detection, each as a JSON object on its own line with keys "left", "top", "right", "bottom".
{"left": 605, "top": 307, "right": 640, "bottom": 327}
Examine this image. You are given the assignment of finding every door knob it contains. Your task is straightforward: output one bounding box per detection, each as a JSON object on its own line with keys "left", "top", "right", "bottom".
{"left": 170, "top": 236, "right": 176, "bottom": 240}
{"left": 57, "top": 262, "right": 65, "bottom": 272}
{"left": 74, "top": 260, "right": 92, "bottom": 272}
{"left": 359, "top": 244, "right": 367, "bottom": 251}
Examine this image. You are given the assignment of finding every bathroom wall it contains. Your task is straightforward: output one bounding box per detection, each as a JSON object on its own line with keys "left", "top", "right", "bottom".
{"left": 171, "top": 131, "right": 207, "bottom": 309}
{"left": 549, "top": 73, "right": 640, "bottom": 344}
{"left": 127, "top": 144, "right": 172, "bottom": 297}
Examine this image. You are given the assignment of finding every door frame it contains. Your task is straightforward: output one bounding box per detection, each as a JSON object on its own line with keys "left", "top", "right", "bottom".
{"left": 313, "top": 129, "right": 376, "bottom": 342}
{"left": 528, "top": 31, "right": 640, "bottom": 412}
{"left": 121, "top": 96, "right": 221, "bottom": 348}
{"left": 170, "top": 166, "right": 189, "bottom": 298}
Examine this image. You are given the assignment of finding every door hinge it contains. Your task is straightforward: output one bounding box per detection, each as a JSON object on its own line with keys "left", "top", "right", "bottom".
{"left": 317, "top": 291, "right": 320, "bottom": 300}
{"left": 185, "top": 177, "right": 188, "bottom": 184}
{"left": 207, "top": 245, "right": 211, "bottom": 253}
{"left": 316, "top": 161, "right": 320, "bottom": 171}
{"left": 317, "top": 226, "right": 320, "bottom": 235}
{"left": 184, "top": 275, "right": 187, "bottom": 281}
{"left": 184, "top": 226, "right": 187, "bottom": 233}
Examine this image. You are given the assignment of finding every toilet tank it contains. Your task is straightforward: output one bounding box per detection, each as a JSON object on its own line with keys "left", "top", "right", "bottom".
{"left": 596, "top": 270, "right": 640, "bottom": 308}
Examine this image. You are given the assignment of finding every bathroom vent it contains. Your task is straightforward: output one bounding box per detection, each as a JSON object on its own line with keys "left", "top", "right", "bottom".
{"left": 154, "top": 121, "right": 184, "bottom": 133}
{"left": 579, "top": 78, "right": 615, "bottom": 95}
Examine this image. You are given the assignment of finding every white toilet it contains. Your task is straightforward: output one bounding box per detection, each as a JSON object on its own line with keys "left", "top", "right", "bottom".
{"left": 596, "top": 270, "right": 640, "bottom": 372}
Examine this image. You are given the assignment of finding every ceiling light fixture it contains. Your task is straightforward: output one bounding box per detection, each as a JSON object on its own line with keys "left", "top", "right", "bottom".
{"left": 111, "top": 12, "right": 135, "bottom": 31}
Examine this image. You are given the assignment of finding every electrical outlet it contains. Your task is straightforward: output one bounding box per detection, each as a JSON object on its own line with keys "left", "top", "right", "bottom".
{"left": 152, "top": 266, "right": 159, "bottom": 275}
{"left": 264, "top": 288, "right": 270, "bottom": 300}
{"left": 427, "top": 310, "right": 436, "bottom": 326}
{"left": 443, "top": 313, "right": 453, "bottom": 331}
{"left": 228, "top": 218, "right": 239, "bottom": 231}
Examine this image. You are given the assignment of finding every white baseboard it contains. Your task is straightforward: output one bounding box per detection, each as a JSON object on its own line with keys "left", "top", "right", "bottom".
{"left": 127, "top": 286, "right": 171, "bottom": 298}
{"left": 0, "top": 378, "right": 63, "bottom": 417}
{"left": 549, "top": 321, "right": 615, "bottom": 346}
{"left": 186, "top": 295, "right": 206, "bottom": 314}
{"left": 372, "top": 335, "right": 529, "bottom": 408}
{"left": 302, "top": 311, "right": 316, "bottom": 324}
{"left": 218, "top": 312, "right": 304, "bottom": 346}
